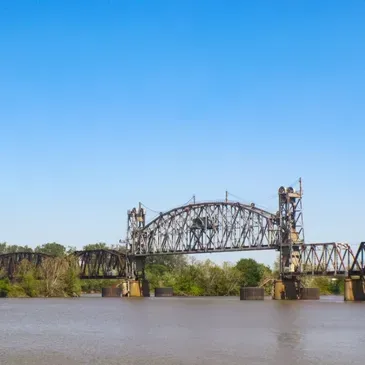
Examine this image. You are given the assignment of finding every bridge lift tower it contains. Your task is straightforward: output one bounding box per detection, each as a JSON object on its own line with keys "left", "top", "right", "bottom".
{"left": 278, "top": 178, "right": 305, "bottom": 276}
{"left": 275, "top": 178, "right": 305, "bottom": 297}
{"left": 126, "top": 203, "right": 147, "bottom": 279}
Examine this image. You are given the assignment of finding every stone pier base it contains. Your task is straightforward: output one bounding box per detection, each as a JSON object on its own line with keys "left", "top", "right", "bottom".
{"left": 344, "top": 278, "right": 365, "bottom": 301}
{"left": 273, "top": 279, "right": 299, "bottom": 300}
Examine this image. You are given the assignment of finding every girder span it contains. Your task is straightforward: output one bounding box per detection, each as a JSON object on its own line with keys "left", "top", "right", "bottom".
{"left": 73, "top": 249, "right": 127, "bottom": 279}
{"left": 297, "top": 242, "right": 355, "bottom": 277}
{"left": 349, "top": 242, "right": 365, "bottom": 277}
{"left": 0, "top": 252, "right": 51, "bottom": 279}
{"left": 129, "top": 201, "right": 280, "bottom": 256}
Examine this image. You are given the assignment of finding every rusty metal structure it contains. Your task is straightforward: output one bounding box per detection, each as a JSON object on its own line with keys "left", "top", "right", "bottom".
{"left": 0, "top": 252, "right": 51, "bottom": 279}
{"left": 127, "top": 202, "right": 280, "bottom": 256}
{"left": 276, "top": 179, "right": 305, "bottom": 278}
{"left": 125, "top": 179, "right": 363, "bottom": 281}
{"left": 299, "top": 242, "right": 355, "bottom": 277}
{"left": 126, "top": 201, "right": 281, "bottom": 278}
{"left": 1, "top": 179, "right": 365, "bottom": 285}
{"left": 349, "top": 241, "right": 365, "bottom": 277}
{"left": 73, "top": 249, "right": 128, "bottom": 279}
{"left": 0, "top": 250, "right": 128, "bottom": 280}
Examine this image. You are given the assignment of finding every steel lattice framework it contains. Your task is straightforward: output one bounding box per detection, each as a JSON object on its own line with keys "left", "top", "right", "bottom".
{"left": 128, "top": 202, "right": 280, "bottom": 256}
{"left": 298, "top": 242, "right": 355, "bottom": 277}
{"left": 73, "top": 249, "right": 128, "bottom": 279}
{"left": 1, "top": 244, "right": 365, "bottom": 280}
{"left": 0, "top": 252, "right": 51, "bottom": 279}
{"left": 349, "top": 242, "right": 365, "bottom": 277}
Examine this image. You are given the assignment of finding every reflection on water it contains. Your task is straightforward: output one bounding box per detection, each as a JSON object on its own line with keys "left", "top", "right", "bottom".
{"left": 0, "top": 296, "right": 364, "bottom": 364}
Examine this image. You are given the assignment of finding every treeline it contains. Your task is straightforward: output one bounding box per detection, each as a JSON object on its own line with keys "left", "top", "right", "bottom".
{"left": 0, "top": 241, "right": 122, "bottom": 256}
{"left": 0, "top": 242, "right": 344, "bottom": 297}
{"left": 0, "top": 255, "right": 81, "bottom": 298}
{"left": 145, "top": 255, "right": 274, "bottom": 296}
{"left": 145, "top": 255, "right": 344, "bottom": 296}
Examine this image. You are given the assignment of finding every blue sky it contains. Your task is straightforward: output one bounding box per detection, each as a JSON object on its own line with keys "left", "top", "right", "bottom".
{"left": 1, "top": 0, "right": 364, "bottom": 267}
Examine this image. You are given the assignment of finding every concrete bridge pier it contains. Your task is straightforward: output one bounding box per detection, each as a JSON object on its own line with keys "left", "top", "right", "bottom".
{"left": 344, "top": 278, "right": 365, "bottom": 301}
{"left": 273, "top": 279, "right": 299, "bottom": 300}
{"left": 273, "top": 278, "right": 319, "bottom": 300}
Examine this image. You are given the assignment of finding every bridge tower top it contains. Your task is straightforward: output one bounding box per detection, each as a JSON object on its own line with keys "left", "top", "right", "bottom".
{"left": 126, "top": 202, "right": 146, "bottom": 253}
{"left": 278, "top": 177, "right": 305, "bottom": 246}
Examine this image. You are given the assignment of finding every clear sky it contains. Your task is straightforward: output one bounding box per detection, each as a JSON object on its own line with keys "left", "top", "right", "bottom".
{"left": 1, "top": 0, "right": 364, "bottom": 268}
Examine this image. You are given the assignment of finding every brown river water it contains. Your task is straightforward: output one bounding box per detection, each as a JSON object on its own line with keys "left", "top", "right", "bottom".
{"left": 0, "top": 295, "right": 364, "bottom": 364}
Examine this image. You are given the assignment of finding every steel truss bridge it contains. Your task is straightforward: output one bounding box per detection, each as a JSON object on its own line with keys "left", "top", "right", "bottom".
{"left": 1, "top": 181, "right": 364, "bottom": 280}
{"left": 1, "top": 241, "right": 364, "bottom": 281}
{"left": 0, "top": 249, "right": 128, "bottom": 280}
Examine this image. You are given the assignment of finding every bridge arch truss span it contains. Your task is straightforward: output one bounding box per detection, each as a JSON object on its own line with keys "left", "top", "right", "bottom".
{"left": 0, "top": 252, "right": 51, "bottom": 279}
{"left": 130, "top": 201, "right": 280, "bottom": 256}
{"left": 73, "top": 249, "right": 128, "bottom": 279}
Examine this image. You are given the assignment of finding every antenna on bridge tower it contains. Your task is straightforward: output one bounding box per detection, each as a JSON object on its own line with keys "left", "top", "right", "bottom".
{"left": 225, "top": 190, "right": 228, "bottom": 202}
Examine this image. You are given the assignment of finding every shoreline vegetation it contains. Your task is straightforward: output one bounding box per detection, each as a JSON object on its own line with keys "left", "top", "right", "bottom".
{"left": 0, "top": 242, "right": 344, "bottom": 298}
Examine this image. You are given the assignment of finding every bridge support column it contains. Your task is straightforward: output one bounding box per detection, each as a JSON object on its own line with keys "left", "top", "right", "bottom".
{"left": 273, "top": 279, "right": 300, "bottom": 300}
{"left": 129, "top": 280, "right": 142, "bottom": 297}
{"left": 344, "top": 278, "right": 365, "bottom": 301}
{"left": 128, "top": 256, "right": 146, "bottom": 281}
{"left": 142, "top": 280, "right": 150, "bottom": 297}
{"left": 273, "top": 280, "right": 285, "bottom": 300}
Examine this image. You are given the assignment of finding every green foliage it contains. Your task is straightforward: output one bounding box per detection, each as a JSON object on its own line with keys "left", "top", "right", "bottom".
{"left": 7, "top": 285, "right": 27, "bottom": 297}
{"left": 236, "top": 258, "right": 263, "bottom": 287}
{"left": 20, "top": 272, "right": 39, "bottom": 297}
{"left": 14, "top": 260, "right": 40, "bottom": 297}
{"left": 0, "top": 279, "right": 10, "bottom": 297}
{"left": 63, "top": 257, "right": 82, "bottom": 297}
{"left": 147, "top": 257, "right": 243, "bottom": 296}
{"left": 311, "top": 277, "right": 344, "bottom": 295}
{"left": 35, "top": 242, "right": 66, "bottom": 257}
{"left": 0, "top": 242, "right": 33, "bottom": 254}
{"left": 0, "top": 242, "right": 346, "bottom": 297}
{"left": 80, "top": 279, "right": 119, "bottom": 292}
{"left": 83, "top": 242, "right": 107, "bottom": 250}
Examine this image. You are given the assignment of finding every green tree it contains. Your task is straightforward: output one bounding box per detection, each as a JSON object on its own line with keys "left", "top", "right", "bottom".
{"left": 66, "top": 246, "right": 77, "bottom": 254}
{"left": 15, "top": 260, "right": 39, "bottom": 297}
{"left": 35, "top": 242, "right": 66, "bottom": 257}
{"left": 0, "top": 243, "right": 33, "bottom": 253}
{"left": 235, "top": 258, "right": 263, "bottom": 287}
{"left": 0, "top": 278, "right": 10, "bottom": 297}
{"left": 83, "top": 242, "right": 108, "bottom": 250}
{"left": 63, "top": 257, "right": 81, "bottom": 297}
